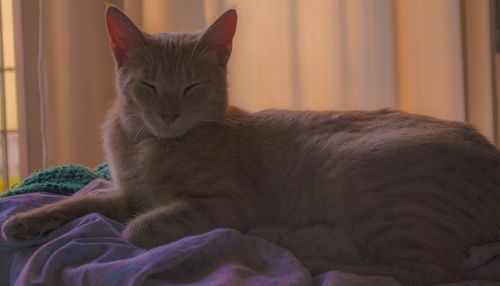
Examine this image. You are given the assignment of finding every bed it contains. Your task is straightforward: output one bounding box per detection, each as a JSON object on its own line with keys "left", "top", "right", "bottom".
{"left": 1, "top": 166, "right": 498, "bottom": 286}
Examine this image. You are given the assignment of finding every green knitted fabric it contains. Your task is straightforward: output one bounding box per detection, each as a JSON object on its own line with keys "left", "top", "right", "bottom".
{"left": 0, "top": 164, "right": 111, "bottom": 198}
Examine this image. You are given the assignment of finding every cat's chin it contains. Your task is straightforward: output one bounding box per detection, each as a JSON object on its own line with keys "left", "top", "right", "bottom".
{"left": 152, "top": 128, "right": 190, "bottom": 139}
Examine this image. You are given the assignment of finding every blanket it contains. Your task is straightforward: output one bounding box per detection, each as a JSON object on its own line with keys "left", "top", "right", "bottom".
{"left": 1, "top": 173, "right": 499, "bottom": 285}
{"left": 1, "top": 180, "right": 401, "bottom": 286}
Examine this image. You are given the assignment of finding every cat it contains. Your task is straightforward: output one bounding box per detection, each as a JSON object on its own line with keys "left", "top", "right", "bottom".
{"left": 3, "top": 6, "right": 500, "bottom": 286}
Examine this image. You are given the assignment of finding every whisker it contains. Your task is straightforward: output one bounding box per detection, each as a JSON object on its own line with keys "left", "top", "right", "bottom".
{"left": 188, "top": 36, "right": 202, "bottom": 66}
{"left": 196, "top": 118, "right": 241, "bottom": 130}
{"left": 134, "top": 126, "right": 145, "bottom": 141}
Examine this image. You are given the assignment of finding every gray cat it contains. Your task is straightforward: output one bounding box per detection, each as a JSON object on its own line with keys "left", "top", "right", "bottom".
{"left": 3, "top": 7, "right": 500, "bottom": 286}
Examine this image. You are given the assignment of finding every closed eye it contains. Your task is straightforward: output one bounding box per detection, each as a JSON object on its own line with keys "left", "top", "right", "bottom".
{"left": 140, "top": 81, "right": 157, "bottom": 93}
{"left": 184, "top": 82, "right": 201, "bottom": 94}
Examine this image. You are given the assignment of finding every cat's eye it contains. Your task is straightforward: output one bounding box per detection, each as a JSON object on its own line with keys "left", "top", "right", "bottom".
{"left": 183, "top": 82, "right": 201, "bottom": 94}
{"left": 140, "top": 81, "right": 157, "bottom": 94}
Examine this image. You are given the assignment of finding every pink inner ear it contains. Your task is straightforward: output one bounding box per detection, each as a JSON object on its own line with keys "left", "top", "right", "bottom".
{"left": 213, "top": 10, "right": 237, "bottom": 50}
{"left": 201, "top": 9, "right": 237, "bottom": 66}
{"left": 105, "top": 7, "right": 144, "bottom": 66}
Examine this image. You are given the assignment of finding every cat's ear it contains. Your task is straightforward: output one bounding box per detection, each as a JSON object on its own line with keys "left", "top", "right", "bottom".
{"left": 200, "top": 9, "right": 237, "bottom": 67}
{"left": 105, "top": 6, "right": 146, "bottom": 67}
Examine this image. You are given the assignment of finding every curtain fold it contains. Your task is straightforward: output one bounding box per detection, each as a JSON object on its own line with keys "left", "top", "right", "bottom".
{"left": 138, "top": 0, "right": 467, "bottom": 117}
{"left": 40, "top": 0, "right": 119, "bottom": 167}
{"left": 180, "top": 0, "right": 397, "bottom": 112}
{"left": 396, "top": 0, "right": 465, "bottom": 122}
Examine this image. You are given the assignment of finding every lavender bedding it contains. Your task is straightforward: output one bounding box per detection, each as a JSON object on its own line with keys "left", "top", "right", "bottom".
{"left": 1, "top": 180, "right": 498, "bottom": 286}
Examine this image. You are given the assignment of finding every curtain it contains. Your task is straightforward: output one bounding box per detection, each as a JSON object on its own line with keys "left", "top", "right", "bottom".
{"left": 134, "top": 0, "right": 468, "bottom": 117}
{"left": 135, "top": 0, "right": 397, "bottom": 111}
{"left": 14, "top": 0, "right": 496, "bottom": 177}
{"left": 37, "top": 0, "right": 119, "bottom": 169}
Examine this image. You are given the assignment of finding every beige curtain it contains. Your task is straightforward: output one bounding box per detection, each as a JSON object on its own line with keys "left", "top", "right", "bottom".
{"left": 396, "top": 0, "right": 465, "bottom": 121}
{"left": 133, "top": 0, "right": 468, "bottom": 117}
{"left": 15, "top": 0, "right": 121, "bottom": 177}
{"left": 14, "top": 0, "right": 496, "bottom": 177}
{"left": 39, "top": 0, "right": 119, "bottom": 168}
{"left": 133, "top": 0, "right": 397, "bottom": 111}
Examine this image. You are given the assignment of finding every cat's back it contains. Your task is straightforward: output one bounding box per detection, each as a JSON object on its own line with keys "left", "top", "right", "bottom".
{"left": 242, "top": 108, "right": 500, "bottom": 226}
{"left": 246, "top": 108, "right": 498, "bottom": 160}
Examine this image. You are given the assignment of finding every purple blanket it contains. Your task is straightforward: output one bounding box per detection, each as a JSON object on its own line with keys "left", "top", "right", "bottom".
{"left": 2, "top": 180, "right": 493, "bottom": 286}
{"left": 1, "top": 182, "right": 313, "bottom": 285}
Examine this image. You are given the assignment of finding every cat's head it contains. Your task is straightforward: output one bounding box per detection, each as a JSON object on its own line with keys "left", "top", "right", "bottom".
{"left": 105, "top": 7, "right": 237, "bottom": 138}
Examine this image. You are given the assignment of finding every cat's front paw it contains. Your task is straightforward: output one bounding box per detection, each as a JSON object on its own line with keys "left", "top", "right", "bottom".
{"left": 2, "top": 208, "right": 69, "bottom": 242}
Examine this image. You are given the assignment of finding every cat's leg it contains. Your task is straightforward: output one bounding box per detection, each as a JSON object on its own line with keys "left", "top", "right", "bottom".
{"left": 303, "top": 214, "right": 467, "bottom": 284}
{"left": 2, "top": 189, "right": 132, "bottom": 242}
{"left": 123, "top": 198, "right": 258, "bottom": 248}
{"left": 282, "top": 226, "right": 455, "bottom": 285}
{"left": 346, "top": 220, "right": 468, "bottom": 285}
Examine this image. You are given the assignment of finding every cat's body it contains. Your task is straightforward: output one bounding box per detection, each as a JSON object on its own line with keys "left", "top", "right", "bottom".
{"left": 110, "top": 102, "right": 500, "bottom": 231}
{"left": 3, "top": 7, "right": 500, "bottom": 285}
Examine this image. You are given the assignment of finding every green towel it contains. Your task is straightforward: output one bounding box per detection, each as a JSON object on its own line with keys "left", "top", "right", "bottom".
{"left": 0, "top": 164, "right": 111, "bottom": 198}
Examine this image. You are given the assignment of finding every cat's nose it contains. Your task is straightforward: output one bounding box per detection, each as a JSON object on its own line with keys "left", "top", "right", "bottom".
{"left": 161, "top": 112, "right": 179, "bottom": 126}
